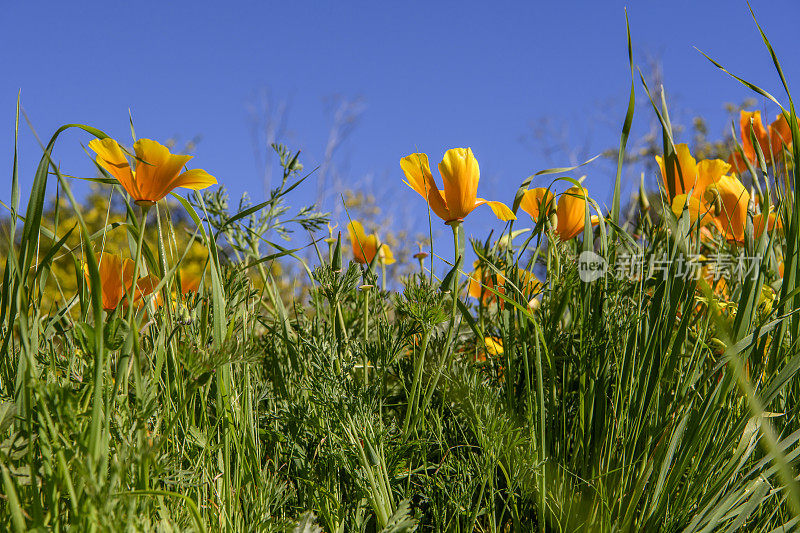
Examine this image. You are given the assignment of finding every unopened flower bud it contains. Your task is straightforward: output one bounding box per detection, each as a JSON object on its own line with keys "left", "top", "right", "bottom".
{"left": 704, "top": 186, "right": 723, "bottom": 217}
{"left": 638, "top": 172, "right": 650, "bottom": 212}
{"left": 496, "top": 234, "right": 513, "bottom": 249}
{"left": 527, "top": 297, "right": 541, "bottom": 314}
{"left": 639, "top": 193, "right": 650, "bottom": 212}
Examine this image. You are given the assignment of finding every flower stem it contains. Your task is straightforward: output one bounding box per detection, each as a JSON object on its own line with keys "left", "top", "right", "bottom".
{"left": 416, "top": 221, "right": 462, "bottom": 431}
{"left": 363, "top": 287, "right": 370, "bottom": 385}
{"left": 402, "top": 327, "right": 432, "bottom": 438}
{"left": 117, "top": 205, "right": 149, "bottom": 398}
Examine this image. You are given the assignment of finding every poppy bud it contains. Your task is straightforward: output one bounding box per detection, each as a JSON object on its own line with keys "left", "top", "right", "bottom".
{"left": 548, "top": 213, "right": 558, "bottom": 230}
{"left": 704, "top": 186, "right": 723, "bottom": 217}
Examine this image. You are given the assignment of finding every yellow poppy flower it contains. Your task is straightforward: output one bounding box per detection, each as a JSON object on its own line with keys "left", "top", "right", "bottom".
{"left": 89, "top": 137, "right": 217, "bottom": 205}
{"left": 84, "top": 252, "right": 157, "bottom": 311}
{"left": 519, "top": 188, "right": 556, "bottom": 223}
{"left": 655, "top": 144, "right": 730, "bottom": 203}
{"left": 346, "top": 220, "right": 395, "bottom": 265}
{"left": 400, "top": 148, "right": 515, "bottom": 223}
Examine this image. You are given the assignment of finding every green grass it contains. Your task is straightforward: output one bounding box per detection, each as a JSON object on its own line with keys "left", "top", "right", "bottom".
{"left": 1, "top": 11, "right": 800, "bottom": 533}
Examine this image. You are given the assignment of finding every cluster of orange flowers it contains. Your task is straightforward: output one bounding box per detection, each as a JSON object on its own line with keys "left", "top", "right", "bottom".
{"left": 397, "top": 147, "right": 600, "bottom": 308}
{"left": 85, "top": 137, "right": 216, "bottom": 311}
{"left": 660, "top": 110, "right": 787, "bottom": 245}
{"left": 343, "top": 147, "right": 604, "bottom": 290}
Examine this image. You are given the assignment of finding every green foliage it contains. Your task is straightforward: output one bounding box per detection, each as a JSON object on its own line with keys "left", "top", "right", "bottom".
{"left": 2, "top": 11, "right": 800, "bottom": 533}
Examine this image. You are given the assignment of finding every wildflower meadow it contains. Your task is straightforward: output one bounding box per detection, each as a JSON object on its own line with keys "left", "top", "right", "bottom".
{"left": 2, "top": 7, "right": 800, "bottom": 533}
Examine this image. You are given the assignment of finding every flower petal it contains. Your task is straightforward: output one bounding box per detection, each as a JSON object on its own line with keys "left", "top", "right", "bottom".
{"left": 468, "top": 267, "right": 485, "bottom": 300}
{"left": 768, "top": 113, "right": 793, "bottom": 160}
{"left": 89, "top": 138, "right": 137, "bottom": 197}
{"left": 346, "top": 220, "right": 378, "bottom": 264}
{"left": 740, "top": 110, "right": 769, "bottom": 163}
{"left": 135, "top": 274, "right": 160, "bottom": 302}
{"left": 671, "top": 194, "right": 713, "bottom": 227}
{"left": 133, "top": 139, "right": 193, "bottom": 202}
{"left": 728, "top": 150, "right": 750, "bottom": 175}
{"left": 519, "top": 188, "right": 555, "bottom": 222}
{"left": 711, "top": 176, "right": 750, "bottom": 244}
{"left": 179, "top": 270, "right": 202, "bottom": 294}
{"left": 91, "top": 253, "right": 126, "bottom": 310}
{"left": 438, "top": 148, "right": 480, "bottom": 221}
{"left": 696, "top": 159, "right": 730, "bottom": 194}
{"left": 484, "top": 337, "right": 503, "bottom": 356}
{"left": 556, "top": 186, "right": 588, "bottom": 241}
{"left": 400, "top": 153, "right": 450, "bottom": 221}
{"left": 656, "top": 144, "right": 697, "bottom": 200}
{"left": 167, "top": 168, "right": 218, "bottom": 192}
{"left": 475, "top": 199, "right": 516, "bottom": 221}
{"left": 754, "top": 211, "right": 780, "bottom": 238}
{"left": 379, "top": 244, "right": 395, "bottom": 265}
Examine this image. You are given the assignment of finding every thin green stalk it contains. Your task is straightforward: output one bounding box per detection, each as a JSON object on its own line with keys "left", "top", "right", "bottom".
{"left": 417, "top": 221, "right": 461, "bottom": 429}
{"left": 363, "top": 287, "right": 370, "bottom": 385}
{"left": 403, "top": 327, "right": 432, "bottom": 438}
{"left": 119, "top": 205, "right": 149, "bottom": 397}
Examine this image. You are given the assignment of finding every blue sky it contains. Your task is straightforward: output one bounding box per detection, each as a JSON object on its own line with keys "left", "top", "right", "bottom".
{"left": 2, "top": 1, "right": 800, "bottom": 257}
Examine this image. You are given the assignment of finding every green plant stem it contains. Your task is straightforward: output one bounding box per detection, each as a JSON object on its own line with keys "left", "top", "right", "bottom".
{"left": 417, "top": 221, "right": 461, "bottom": 431}
{"left": 334, "top": 301, "right": 348, "bottom": 374}
{"left": 363, "top": 287, "right": 370, "bottom": 385}
{"left": 403, "top": 327, "right": 432, "bottom": 438}
{"left": 119, "top": 205, "right": 149, "bottom": 399}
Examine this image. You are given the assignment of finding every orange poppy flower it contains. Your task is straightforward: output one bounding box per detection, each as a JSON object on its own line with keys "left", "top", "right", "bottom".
{"left": 708, "top": 176, "right": 750, "bottom": 244}
{"left": 555, "top": 186, "right": 601, "bottom": 241}
{"left": 400, "top": 149, "right": 515, "bottom": 223}
{"left": 754, "top": 210, "right": 781, "bottom": 238}
{"left": 89, "top": 137, "right": 217, "bottom": 205}
{"left": 520, "top": 186, "right": 599, "bottom": 241}
{"left": 468, "top": 264, "right": 541, "bottom": 307}
{"left": 178, "top": 271, "right": 202, "bottom": 295}
{"left": 655, "top": 144, "right": 730, "bottom": 203}
{"left": 671, "top": 174, "right": 750, "bottom": 244}
{"left": 670, "top": 194, "right": 715, "bottom": 228}
{"left": 519, "top": 188, "right": 556, "bottom": 223}
{"left": 346, "top": 220, "right": 395, "bottom": 265}
{"left": 729, "top": 110, "right": 793, "bottom": 172}
{"left": 84, "top": 252, "right": 157, "bottom": 311}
